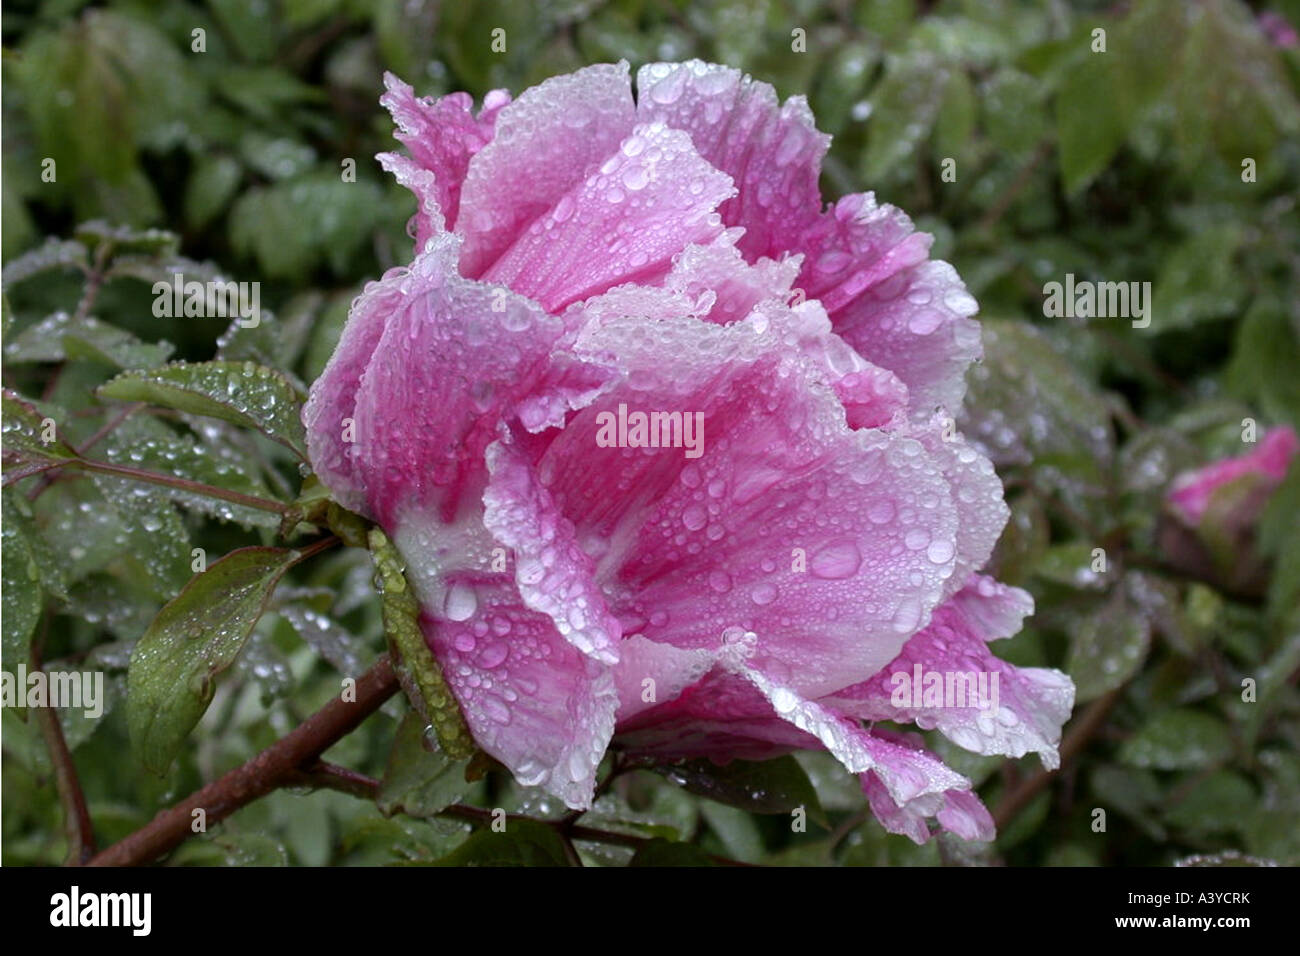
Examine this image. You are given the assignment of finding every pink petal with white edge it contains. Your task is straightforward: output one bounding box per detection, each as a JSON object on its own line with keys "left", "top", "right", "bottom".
{"left": 613, "top": 662, "right": 992, "bottom": 841}
{"left": 531, "top": 313, "right": 961, "bottom": 697}
{"left": 301, "top": 270, "right": 395, "bottom": 515}
{"left": 457, "top": 62, "right": 636, "bottom": 278}
{"left": 634, "top": 61, "right": 982, "bottom": 415}
{"left": 380, "top": 73, "right": 508, "bottom": 233}
{"left": 322, "top": 233, "right": 611, "bottom": 527}
{"left": 611, "top": 635, "right": 715, "bottom": 722}
{"left": 636, "top": 61, "right": 829, "bottom": 263}
{"left": 665, "top": 229, "right": 801, "bottom": 325}
{"left": 482, "top": 121, "right": 735, "bottom": 312}
{"left": 483, "top": 437, "right": 622, "bottom": 665}
{"left": 858, "top": 730, "right": 996, "bottom": 844}
{"left": 830, "top": 575, "right": 1075, "bottom": 768}
{"left": 376, "top": 152, "right": 445, "bottom": 255}
{"left": 910, "top": 416, "right": 1010, "bottom": 600}
{"left": 422, "top": 581, "right": 617, "bottom": 810}
{"left": 824, "top": 253, "right": 983, "bottom": 415}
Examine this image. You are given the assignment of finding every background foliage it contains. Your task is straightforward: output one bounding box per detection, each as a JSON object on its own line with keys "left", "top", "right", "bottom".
{"left": 2, "top": 0, "right": 1298, "bottom": 867}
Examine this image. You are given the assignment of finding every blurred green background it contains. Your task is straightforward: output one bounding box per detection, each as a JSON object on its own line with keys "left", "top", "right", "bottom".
{"left": 2, "top": 0, "right": 1299, "bottom": 866}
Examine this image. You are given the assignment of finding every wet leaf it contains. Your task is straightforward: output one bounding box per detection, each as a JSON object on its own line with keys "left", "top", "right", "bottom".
{"left": 961, "top": 321, "right": 1114, "bottom": 483}
{"left": 98, "top": 415, "right": 280, "bottom": 528}
{"left": 378, "top": 711, "right": 470, "bottom": 817}
{"left": 127, "top": 546, "right": 299, "bottom": 773}
{"left": 1118, "top": 708, "right": 1234, "bottom": 771}
{"left": 427, "top": 818, "right": 572, "bottom": 867}
{"left": 97, "top": 361, "right": 307, "bottom": 459}
{"left": 655, "top": 755, "right": 826, "bottom": 826}
{"left": 0, "top": 238, "right": 88, "bottom": 286}
{"left": 1164, "top": 770, "right": 1255, "bottom": 835}
{"left": 1, "top": 492, "right": 46, "bottom": 667}
{"left": 1066, "top": 584, "right": 1151, "bottom": 702}
{"left": 1, "top": 390, "right": 77, "bottom": 482}
{"left": 629, "top": 838, "right": 717, "bottom": 867}
{"left": 4, "top": 311, "right": 173, "bottom": 369}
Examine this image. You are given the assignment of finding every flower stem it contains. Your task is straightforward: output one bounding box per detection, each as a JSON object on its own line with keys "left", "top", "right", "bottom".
{"left": 75, "top": 457, "right": 290, "bottom": 516}
{"left": 87, "top": 656, "right": 400, "bottom": 866}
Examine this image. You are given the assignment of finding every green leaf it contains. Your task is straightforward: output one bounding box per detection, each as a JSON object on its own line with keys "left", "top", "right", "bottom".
{"left": 170, "top": 832, "right": 290, "bottom": 867}
{"left": 962, "top": 320, "right": 1114, "bottom": 484}
{"left": 88, "top": 470, "right": 192, "bottom": 599}
{"left": 1164, "top": 770, "right": 1255, "bottom": 834}
{"left": 1033, "top": 542, "right": 1109, "bottom": 590}
{"left": 628, "top": 838, "right": 718, "bottom": 867}
{"left": 4, "top": 312, "right": 173, "bottom": 369}
{"left": 982, "top": 69, "right": 1047, "bottom": 155}
{"left": 4, "top": 484, "right": 69, "bottom": 597}
{"left": 656, "top": 755, "right": 826, "bottom": 825}
{"left": 275, "top": 599, "right": 373, "bottom": 677}
{"left": 184, "top": 155, "right": 243, "bottom": 230}
{"left": 1089, "top": 763, "right": 1166, "bottom": 841}
{"left": 933, "top": 67, "right": 976, "bottom": 161}
{"left": 428, "top": 819, "right": 572, "bottom": 867}
{"left": 1172, "top": 0, "right": 1299, "bottom": 168}
{"left": 1118, "top": 708, "right": 1234, "bottom": 770}
{"left": 1066, "top": 584, "right": 1151, "bottom": 702}
{"left": 97, "top": 361, "right": 307, "bottom": 459}
{"left": 377, "top": 711, "right": 470, "bottom": 817}
{"left": 0, "top": 238, "right": 88, "bottom": 287}
{"left": 1, "top": 492, "right": 45, "bottom": 668}
{"left": 228, "top": 172, "right": 383, "bottom": 280}
{"left": 1226, "top": 297, "right": 1300, "bottom": 428}
{"left": 127, "top": 546, "right": 299, "bottom": 772}
{"left": 369, "top": 528, "right": 475, "bottom": 759}
{"left": 214, "top": 67, "right": 325, "bottom": 121}
{"left": 861, "top": 54, "right": 952, "bottom": 182}
{"left": 1149, "top": 225, "right": 1245, "bottom": 333}
{"left": 74, "top": 221, "right": 179, "bottom": 258}
{"left": 1055, "top": 45, "right": 1127, "bottom": 194}
{"left": 98, "top": 415, "right": 280, "bottom": 528}
{"left": 1, "top": 389, "right": 77, "bottom": 482}
{"left": 216, "top": 291, "right": 317, "bottom": 381}
{"left": 812, "top": 40, "right": 880, "bottom": 135}
{"left": 1260, "top": 464, "right": 1300, "bottom": 625}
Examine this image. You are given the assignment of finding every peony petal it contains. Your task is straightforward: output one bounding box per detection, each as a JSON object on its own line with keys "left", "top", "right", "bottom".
{"left": 1168, "top": 425, "right": 1300, "bottom": 523}
{"left": 376, "top": 152, "right": 445, "bottom": 255}
{"left": 611, "top": 634, "right": 715, "bottom": 722}
{"left": 636, "top": 61, "right": 828, "bottom": 263}
{"left": 422, "top": 582, "right": 617, "bottom": 810}
{"left": 830, "top": 575, "right": 1075, "bottom": 768}
{"left": 529, "top": 312, "right": 961, "bottom": 697}
{"left": 665, "top": 229, "right": 801, "bottom": 325}
{"left": 820, "top": 252, "right": 983, "bottom": 415}
{"left": 634, "top": 61, "right": 982, "bottom": 416}
{"left": 859, "top": 733, "right": 995, "bottom": 844}
{"left": 302, "top": 271, "right": 395, "bottom": 515}
{"left": 911, "top": 417, "right": 1010, "bottom": 600}
{"left": 483, "top": 437, "right": 622, "bottom": 664}
{"left": 457, "top": 62, "right": 636, "bottom": 278}
{"left": 482, "top": 121, "right": 734, "bottom": 312}
{"left": 380, "top": 73, "right": 507, "bottom": 233}
{"left": 318, "top": 233, "right": 609, "bottom": 527}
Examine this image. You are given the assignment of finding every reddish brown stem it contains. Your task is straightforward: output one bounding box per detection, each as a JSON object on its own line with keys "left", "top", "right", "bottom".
{"left": 87, "top": 656, "right": 399, "bottom": 866}
{"left": 77, "top": 457, "right": 289, "bottom": 515}
{"left": 32, "top": 632, "right": 97, "bottom": 864}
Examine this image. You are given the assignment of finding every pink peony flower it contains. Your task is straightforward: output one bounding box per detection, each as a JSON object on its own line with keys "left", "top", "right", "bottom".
{"left": 304, "top": 61, "right": 1074, "bottom": 841}
{"left": 1259, "top": 11, "right": 1299, "bottom": 49}
{"left": 1167, "top": 426, "right": 1299, "bottom": 526}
